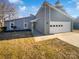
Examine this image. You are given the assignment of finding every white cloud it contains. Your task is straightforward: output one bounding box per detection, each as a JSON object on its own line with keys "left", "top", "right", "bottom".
{"left": 77, "top": 5, "right": 79, "bottom": 10}
{"left": 32, "top": 6, "right": 39, "bottom": 11}
{"left": 70, "top": 13, "right": 78, "bottom": 18}
{"left": 19, "top": 6, "right": 27, "bottom": 11}
{"left": 18, "top": 6, "right": 29, "bottom": 17}
{"left": 9, "top": 0, "right": 21, "bottom": 3}
{"left": 76, "top": 2, "right": 79, "bottom": 10}
{"left": 76, "top": 2, "right": 79, "bottom": 5}
{"left": 18, "top": 5, "right": 40, "bottom": 17}
{"left": 70, "top": 0, "right": 79, "bottom": 10}
{"left": 8, "top": 0, "right": 40, "bottom": 17}
{"left": 31, "top": 6, "right": 39, "bottom": 14}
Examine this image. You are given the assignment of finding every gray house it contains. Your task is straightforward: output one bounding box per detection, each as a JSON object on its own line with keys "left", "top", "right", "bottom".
{"left": 4, "top": 1, "right": 73, "bottom": 35}
{"left": 5, "top": 15, "right": 35, "bottom": 31}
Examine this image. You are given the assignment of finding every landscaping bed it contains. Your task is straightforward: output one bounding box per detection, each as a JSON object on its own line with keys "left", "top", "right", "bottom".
{"left": 0, "top": 31, "right": 32, "bottom": 40}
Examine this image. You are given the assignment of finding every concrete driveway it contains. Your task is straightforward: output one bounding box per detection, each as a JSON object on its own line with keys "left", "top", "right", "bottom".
{"left": 34, "top": 32, "right": 79, "bottom": 47}
{"left": 55, "top": 32, "right": 79, "bottom": 47}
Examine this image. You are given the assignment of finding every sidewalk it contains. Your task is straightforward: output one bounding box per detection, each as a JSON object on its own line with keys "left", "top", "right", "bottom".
{"left": 33, "top": 32, "right": 79, "bottom": 47}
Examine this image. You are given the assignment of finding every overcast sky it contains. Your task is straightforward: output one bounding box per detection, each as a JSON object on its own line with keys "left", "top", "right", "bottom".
{"left": 7, "top": 0, "right": 79, "bottom": 18}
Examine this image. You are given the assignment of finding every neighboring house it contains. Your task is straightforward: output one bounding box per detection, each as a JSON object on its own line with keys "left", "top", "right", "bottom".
{"left": 4, "top": 0, "right": 73, "bottom": 35}
{"left": 73, "top": 17, "right": 79, "bottom": 29}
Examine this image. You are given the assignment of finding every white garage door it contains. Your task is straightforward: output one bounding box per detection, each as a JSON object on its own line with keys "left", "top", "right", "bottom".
{"left": 49, "top": 21, "right": 71, "bottom": 34}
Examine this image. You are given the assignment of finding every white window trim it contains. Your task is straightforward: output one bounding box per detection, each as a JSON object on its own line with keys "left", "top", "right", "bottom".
{"left": 24, "top": 22, "right": 28, "bottom": 29}
{"left": 9, "top": 21, "right": 15, "bottom": 30}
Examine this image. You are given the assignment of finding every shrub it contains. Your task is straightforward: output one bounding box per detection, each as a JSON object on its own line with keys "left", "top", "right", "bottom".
{"left": 11, "top": 26, "right": 16, "bottom": 30}
{"left": 0, "top": 27, "right": 7, "bottom": 32}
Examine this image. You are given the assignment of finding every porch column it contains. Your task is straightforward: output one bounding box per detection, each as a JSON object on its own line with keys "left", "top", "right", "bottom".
{"left": 31, "top": 22, "right": 33, "bottom": 33}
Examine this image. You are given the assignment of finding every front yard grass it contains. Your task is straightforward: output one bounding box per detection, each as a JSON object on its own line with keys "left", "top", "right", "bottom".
{"left": 0, "top": 37, "right": 34, "bottom": 59}
{"left": 0, "top": 38, "right": 79, "bottom": 59}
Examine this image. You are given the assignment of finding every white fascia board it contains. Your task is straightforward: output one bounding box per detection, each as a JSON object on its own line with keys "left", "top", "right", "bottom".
{"left": 30, "top": 18, "right": 39, "bottom": 22}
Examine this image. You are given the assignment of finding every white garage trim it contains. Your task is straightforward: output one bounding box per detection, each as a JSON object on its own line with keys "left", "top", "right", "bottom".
{"left": 49, "top": 21, "right": 71, "bottom": 34}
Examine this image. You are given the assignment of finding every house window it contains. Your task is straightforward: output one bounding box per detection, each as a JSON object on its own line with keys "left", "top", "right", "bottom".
{"left": 11, "top": 23, "right": 13, "bottom": 26}
{"left": 61, "top": 25, "right": 63, "bottom": 27}
{"left": 50, "top": 25, "right": 63, "bottom": 27}
{"left": 25, "top": 24, "right": 27, "bottom": 27}
{"left": 10, "top": 22, "right": 15, "bottom": 29}
{"left": 24, "top": 22, "right": 28, "bottom": 29}
{"left": 56, "top": 25, "right": 58, "bottom": 27}
{"left": 53, "top": 25, "right": 55, "bottom": 27}
{"left": 50, "top": 25, "right": 52, "bottom": 27}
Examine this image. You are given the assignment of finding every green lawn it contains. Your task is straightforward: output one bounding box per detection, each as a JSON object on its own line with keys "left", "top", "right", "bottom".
{"left": 0, "top": 38, "right": 79, "bottom": 59}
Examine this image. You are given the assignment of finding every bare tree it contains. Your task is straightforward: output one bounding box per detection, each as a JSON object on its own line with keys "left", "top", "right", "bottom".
{"left": 0, "top": 0, "right": 17, "bottom": 27}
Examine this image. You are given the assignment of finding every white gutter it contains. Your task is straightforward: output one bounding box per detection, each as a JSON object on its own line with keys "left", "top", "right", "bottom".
{"left": 30, "top": 18, "right": 39, "bottom": 22}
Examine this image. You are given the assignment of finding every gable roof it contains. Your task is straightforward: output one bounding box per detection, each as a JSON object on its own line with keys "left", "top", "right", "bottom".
{"left": 5, "top": 15, "right": 36, "bottom": 22}
{"left": 36, "top": 1, "right": 74, "bottom": 20}
{"left": 5, "top": 1, "right": 74, "bottom": 22}
{"left": 4, "top": 17, "right": 30, "bottom": 22}
{"left": 48, "top": 3, "right": 71, "bottom": 18}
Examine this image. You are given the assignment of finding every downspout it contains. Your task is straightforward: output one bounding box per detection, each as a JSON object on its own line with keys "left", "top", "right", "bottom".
{"left": 31, "top": 22, "right": 33, "bottom": 33}
{"left": 48, "top": 6, "right": 51, "bottom": 34}
{"left": 71, "top": 18, "right": 73, "bottom": 32}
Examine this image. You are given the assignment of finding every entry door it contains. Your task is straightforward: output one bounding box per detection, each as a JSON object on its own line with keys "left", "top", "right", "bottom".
{"left": 33, "top": 22, "right": 36, "bottom": 29}
{"left": 31, "top": 22, "right": 37, "bottom": 33}
{"left": 49, "top": 21, "right": 71, "bottom": 34}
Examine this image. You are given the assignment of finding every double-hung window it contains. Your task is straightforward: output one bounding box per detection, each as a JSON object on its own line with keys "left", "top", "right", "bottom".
{"left": 10, "top": 22, "right": 15, "bottom": 30}
{"left": 24, "top": 22, "right": 28, "bottom": 29}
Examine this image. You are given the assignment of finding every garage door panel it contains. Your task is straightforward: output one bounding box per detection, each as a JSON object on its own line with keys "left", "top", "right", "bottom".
{"left": 49, "top": 21, "right": 71, "bottom": 34}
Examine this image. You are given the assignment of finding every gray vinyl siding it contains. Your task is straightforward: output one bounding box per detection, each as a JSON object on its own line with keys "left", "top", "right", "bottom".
{"left": 36, "top": 6, "right": 45, "bottom": 34}
{"left": 44, "top": 6, "right": 73, "bottom": 34}
{"left": 35, "top": 4, "right": 72, "bottom": 34}
{"left": 50, "top": 7, "right": 73, "bottom": 31}
{"left": 15, "top": 19, "right": 24, "bottom": 30}
{"left": 5, "top": 16, "right": 35, "bottom": 31}
{"left": 5, "top": 21, "right": 11, "bottom": 30}
{"left": 5, "top": 19, "right": 25, "bottom": 31}
{"left": 49, "top": 7, "right": 72, "bottom": 21}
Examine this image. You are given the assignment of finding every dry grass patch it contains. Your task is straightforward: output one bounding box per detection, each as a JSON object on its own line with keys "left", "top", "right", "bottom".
{"left": 0, "top": 38, "right": 79, "bottom": 59}
{"left": 0, "top": 37, "right": 34, "bottom": 59}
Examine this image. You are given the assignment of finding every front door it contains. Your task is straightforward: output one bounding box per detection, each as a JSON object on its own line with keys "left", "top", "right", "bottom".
{"left": 31, "top": 22, "right": 37, "bottom": 32}
{"left": 33, "top": 22, "right": 36, "bottom": 29}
